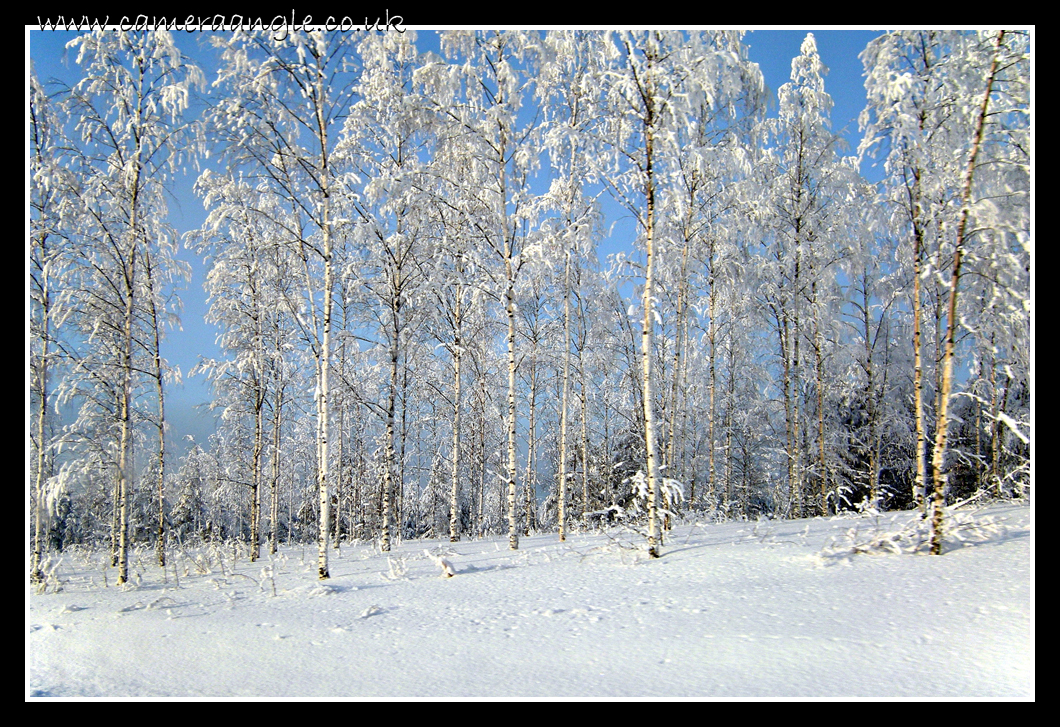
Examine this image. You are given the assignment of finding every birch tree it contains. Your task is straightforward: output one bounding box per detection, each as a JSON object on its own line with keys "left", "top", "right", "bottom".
{"left": 30, "top": 70, "right": 75, "bottom": 582}
{"left": 427, "top": 30, "right": 547, "bottom": 550}
{"left": 191, "top": 174, "right": 297, "bottom": 561}
{"left": 337, "top": 31, "right": 435, "bottom": 551}
{"left": 657, "top": 77, "right": 759, "bottom": 510}
{"left": 588, "top": 30, "right": 763, "bottom": 554}
{"left": 58, "top": 29, "right": 201, "bottom": 584}
{"left": 756, "top": 33, "right": 856, "bottom": 517}
{"left": 860, "top": 30, "right": 1029, "bottom": 548}
{"left": 860, "top": 30, "right": 961, "bottom": 515}
{"left": 539, "top": 30, "right": 606, "bottom": 538}
{"left": 209, "top": 29, "right": 360, "bottom": 578}
{"left": 421, "top": 199, "right": 476, "bottom": 542}
{"left": 927, "top": 31, "right": 1029, "bottom": 553}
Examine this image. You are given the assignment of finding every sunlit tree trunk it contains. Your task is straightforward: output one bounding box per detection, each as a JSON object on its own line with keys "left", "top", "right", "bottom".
{"left": 665, "top": 238, "right": 689, "bottom": 482}
{"left": 558, "top": 251, "right": 571, "bottom": 541}
{"left": 812, "top": 281, "right": 828, "bottom": 515}
{"left": 116, "top": 238, "right": 137, "bottom": 585}
{"left": 315, "top": 167, "right": 334, "bottom": 578}
{"left": 931, "top": 31, "right": 1004, "bottom": 555}
{"left": 523, "top": 349, "right": 538, "bottom": 537}
{"left": 144, "top": 248, "right": 169, "bottom": 568}
{"left": 912, "top": 218, "right": 927, "bottom": 515}
{"left": 450, "top": 280, "right": 464, "bottom": 542}
{"left": 642, "top": 89, "right": 661, "bottom": 558}
{"left": 505, "top": 254, "right": 520, "bottom": 550}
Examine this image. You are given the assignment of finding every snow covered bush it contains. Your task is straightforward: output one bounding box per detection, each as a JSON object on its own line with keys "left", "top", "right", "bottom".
{"left": 625, "top": 470, "right": 684, "bottom": 520}
{"left": 817, "top": 499, "right": 1008, "bottom": 561}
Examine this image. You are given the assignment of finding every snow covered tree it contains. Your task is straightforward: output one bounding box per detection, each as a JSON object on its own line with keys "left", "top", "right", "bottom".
{"left": 30, "top": 69, "right": 76, "bottom": 582}
{"left": 655, "top": 55, "right": 761, "bottom": 511}
{"left": 56, "top": 29, "right": 202, "bottom": 583}
{"left": 860, "top": 30, "right": 962, "bottom": 515}
{"left": 926, "top": 31, "right": 1029, "bottom": 553}
{"left": 340, "top": 30, "right": 437, "bottom": 552}
{"left": 419, "top": 198, "right": 478, "bottom": 542}
{"left": 191, "top": 173, "right": 301, "bottom": 561}
{"left": 539, "top": 30, "right": 607, "bottom": 538}
{"left": 424, "top": 30, "right": 549, "bottom": 550}
{"left": 755, "top": 33, "right": 859, "bottom": 516}
{"left": 208, "top": 29, "right": 361, "bottom": 578}
{"left": 585, "top": 31, "right": 763, "bottom": 554}
{"left": 860, "top": 30, "right": 1029, "bottom": 550}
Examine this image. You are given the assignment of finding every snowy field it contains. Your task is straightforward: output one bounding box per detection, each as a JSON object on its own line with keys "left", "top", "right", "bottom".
{"left": 27, "top": 502, "right": 1032, "bottom": 699}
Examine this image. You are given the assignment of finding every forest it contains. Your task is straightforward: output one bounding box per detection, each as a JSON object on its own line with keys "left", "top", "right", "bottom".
{"left": 29, "top": 29, "right": 1031, "bottom": 586}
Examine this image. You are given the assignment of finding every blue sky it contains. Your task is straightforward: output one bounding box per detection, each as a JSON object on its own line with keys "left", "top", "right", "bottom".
{"left": 28, "top": 27, "right": 887, "bottom": 455}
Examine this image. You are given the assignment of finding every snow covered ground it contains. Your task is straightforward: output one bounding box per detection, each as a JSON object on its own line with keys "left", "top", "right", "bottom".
{"left": 27, "top": 502, "right": 1032, "bottom": 699}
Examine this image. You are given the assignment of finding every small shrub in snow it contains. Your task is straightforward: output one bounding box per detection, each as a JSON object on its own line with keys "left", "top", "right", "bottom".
{"left": 259, "top": 564, "right": 277, "bottom": 597}
{"left": 817, "top": 500, "right": 1008, "bottom": 561}
{"left": 626, "top": 470, "right": 685, "bottom": 521}
{"left": 424, "top": 549, "right": 456, "bottom": 578}
{"left": 34, "top": 557, "right": 64, "bottom": 595}
{"left": 386, "top": 555, "right": 409, "bottom": 580}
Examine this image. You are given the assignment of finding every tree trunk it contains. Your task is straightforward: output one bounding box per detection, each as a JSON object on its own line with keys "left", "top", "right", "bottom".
{"left": 575, "top": 278, "right": 591, "bottom": 519}
{"left": 312, "top": 64, "right": 335, "bottom": 578}
{"left": 251, "top": 266, "right": 266, "bottom": 561}
{"left": 506, "top": 265, "right": 519, "bottom": 550}
{"left": 778, "top": 307, "right": 792, "bottom": 517}
{"left": 989, "top": 343, "right": 1012, "bottom": 497}
{"left": 911, "top": 172, "right": 928, "bottom": 516}
{"left": 143, "top": 248, "right": 170, "bottom": 568}
{"left": 524, "top": 350, "right": 538, "bottom": 536}
{"left": 931, "top": 30, "right": 1004, "bottom": 555}
{"left": 382, "top": 330, "right": 399, "bottom": 553}
{"left": 725, "top": 339, "right": 736, "bottom": 513}
{"left": 477, "top": 367, "right": 487, "bottom": 536}
{"left": 315, "top": 236, "right": 333, "bottom": 578}
{"left": 706, "top": 239, "right": 718, "bottom": 511}
{"left": 790, "top": 231, "right": 802, "bottom": 519}
{"left": 450, "top": 291, "right": 463, "bottom": 542}
{"left": 642, "top": 92, "right": 661, "bottom": 558}
{"left": 270, "top": 383, "right": 284, "bottom": 555}
{"left": 812, "top": 281, "right": 828, "bottom": 515}
{"left": 116, "top": 245, "right": 136, "bottom": 585}
{"left": 665, "top": 239, "right": 689, "bottom": 482}
{"left": 334, "top": 393, "right": 345, "bottom": 548}
{"left": 558, "top": 251, "right": 571, "bottom": 541}
{"left": 862, "top": 274, "right": 879, "bottom": 508}
{"left": 31, "top": 250, "right": 51, "bottom": 584}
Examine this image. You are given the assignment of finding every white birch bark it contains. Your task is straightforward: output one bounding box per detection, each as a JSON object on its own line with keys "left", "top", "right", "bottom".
{"left": 930, "top": 31, "right": 1006, "bottom": 555}
{"left": 450, "top": 280, "right": 464, "bottom": 542}
{"left": 558, "top": 251, "right": 571, "bottom": 541}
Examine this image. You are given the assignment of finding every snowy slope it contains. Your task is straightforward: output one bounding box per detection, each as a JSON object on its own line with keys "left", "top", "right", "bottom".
{"left": 27, "top": 502, "right": 1032, "bottom": 699}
